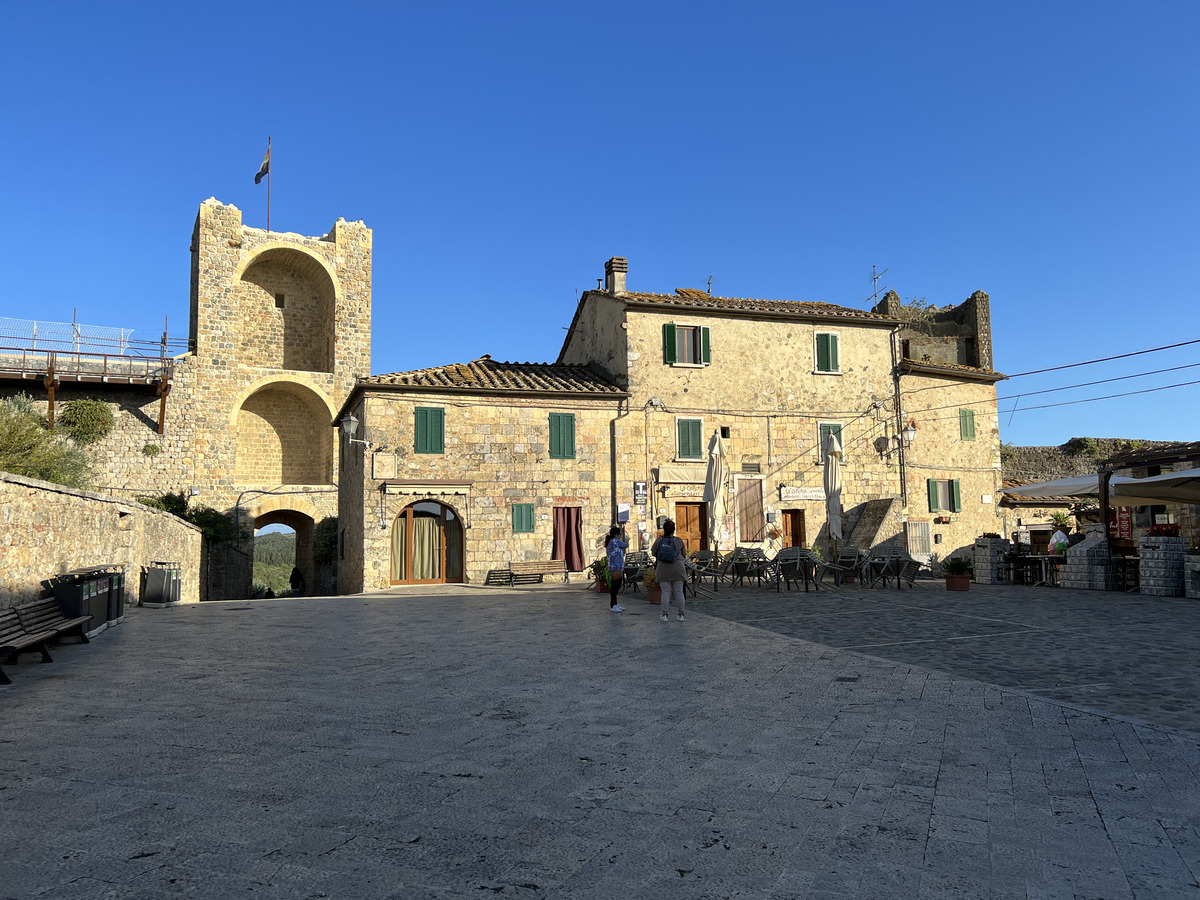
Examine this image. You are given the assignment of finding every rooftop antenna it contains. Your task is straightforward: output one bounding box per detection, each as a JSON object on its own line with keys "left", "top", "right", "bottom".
{"left": 706, "top": 275, "right": 714, "bottom": 295}
{"left": 871, "top": 265, "right": 888, "bottom": 305}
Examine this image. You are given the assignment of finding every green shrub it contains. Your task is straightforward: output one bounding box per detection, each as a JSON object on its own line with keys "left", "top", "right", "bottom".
{"left": 142, "top": 443, "right": 161, "bottom": 457}
{"left": 942, "top": 556, "right": 972, "bottom": 575}
{"left": 0, "top": 394, "right": 90, "bottom": 488}
{"left": 58, "top": 399, "right": 114, "bottom": 445}
{"left": 136, "top": 491, "right": 235, "bottom": 542}
{"left": 313, "top": 516, "right": 338, "bottom": 567}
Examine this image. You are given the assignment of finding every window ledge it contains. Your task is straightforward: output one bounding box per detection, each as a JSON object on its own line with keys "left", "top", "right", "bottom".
{"left": 669, "top": 362, "right": 707, "bottom": 369}
{"left": 812, "top": 370, "right": 843, "bottom": 376}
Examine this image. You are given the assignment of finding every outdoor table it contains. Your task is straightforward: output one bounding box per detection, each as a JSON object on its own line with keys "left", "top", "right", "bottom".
{"left": 868, "top": 555, "right": 904, "bottom": 589}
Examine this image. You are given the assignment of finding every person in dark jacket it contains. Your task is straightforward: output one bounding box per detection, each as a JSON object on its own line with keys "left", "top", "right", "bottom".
{"left": 604, "top": 525, "right": 628, "bottom": 612}
{"left": 289, "top": 566, "right": 305, "bottom": 597}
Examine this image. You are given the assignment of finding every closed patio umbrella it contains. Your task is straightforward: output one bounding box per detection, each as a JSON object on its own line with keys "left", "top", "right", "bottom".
{"left": 823, "top": 429, "right": 843, "bottom": 542}
{"left": 704, "top": 431, "right": 728, "bottom": 550}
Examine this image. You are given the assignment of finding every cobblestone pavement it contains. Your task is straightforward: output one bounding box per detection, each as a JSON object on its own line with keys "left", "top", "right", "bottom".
{"left": 690, "top": 579, "right": 1200, "bottom": 733}
{"left": 3, "top": 585, "right": 1199, "bottom": 899}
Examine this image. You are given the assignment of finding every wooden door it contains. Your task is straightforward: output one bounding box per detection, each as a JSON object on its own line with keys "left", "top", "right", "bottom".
{"left": 674, "top": 502, "right": 708, "bottom": 555}
{"left": 781, "top": 509, "right": 806, "bottom": 548}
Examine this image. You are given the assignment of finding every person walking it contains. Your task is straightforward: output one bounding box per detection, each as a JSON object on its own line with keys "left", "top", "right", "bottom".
{"left": 651, "top": 519, "right": 687, "bottom": 621}
{"left": 289, "top": 566, "right": 305, "bottom": 597}
{"left": 604, "top": 525, "right": 628, "bottom": 612}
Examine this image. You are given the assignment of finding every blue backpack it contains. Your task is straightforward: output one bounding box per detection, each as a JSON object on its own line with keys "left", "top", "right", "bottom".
{"left": 657, "top": 537, "right": 678, "bottom": 563}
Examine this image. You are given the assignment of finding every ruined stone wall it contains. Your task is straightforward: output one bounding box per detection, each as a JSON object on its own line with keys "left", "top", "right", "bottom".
{"left": 0, "top": 471, "right": 203, "bottom": 607}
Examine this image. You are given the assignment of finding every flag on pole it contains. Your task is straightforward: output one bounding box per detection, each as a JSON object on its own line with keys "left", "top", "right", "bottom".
{"left": 254, "top": 143, "right": 271, "bottom": 184}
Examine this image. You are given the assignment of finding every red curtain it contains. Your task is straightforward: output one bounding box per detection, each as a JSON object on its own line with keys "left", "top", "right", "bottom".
{"left": 552, "top": 507, "right": 585, "bottom": 572}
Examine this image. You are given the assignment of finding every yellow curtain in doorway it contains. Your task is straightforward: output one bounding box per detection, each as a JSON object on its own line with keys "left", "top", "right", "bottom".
{"left": 412, "top": 516, "right": 441, "bottom": 580}
{"left": 391, "top": 518, "right": 407, "bottom": 582}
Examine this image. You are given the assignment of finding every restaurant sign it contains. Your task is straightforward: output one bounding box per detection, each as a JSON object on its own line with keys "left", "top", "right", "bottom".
{"left": 780, "top": 486, "right": 825, "bottom": 501}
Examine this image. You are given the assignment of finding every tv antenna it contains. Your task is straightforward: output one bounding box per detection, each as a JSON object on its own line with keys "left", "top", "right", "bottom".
{"left": 706, "top": 275, "right": 715, "bottom": 295}
{"left": 860, "top": 265, "right": 889, "bottom": 305}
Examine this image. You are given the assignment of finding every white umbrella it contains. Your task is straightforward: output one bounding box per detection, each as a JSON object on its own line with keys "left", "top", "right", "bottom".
{"left": 823, "top": 430, "right": 843, "bottom": 542}
{"left": 703, "top": 432, "right": 728, "bottom": 550}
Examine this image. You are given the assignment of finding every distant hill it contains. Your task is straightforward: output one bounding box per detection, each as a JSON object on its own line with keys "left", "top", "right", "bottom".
{"left": 254, "top": 532, "right": 296, "bottom": 595}
{"left": 1002, "top": 437, "right": 1176, "bottom": 484}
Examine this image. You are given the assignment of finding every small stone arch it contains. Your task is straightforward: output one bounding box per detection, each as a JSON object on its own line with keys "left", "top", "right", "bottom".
{"left": 234, "top": 244, "right": 340, "bottom": 372}
{"left": 234, "top": 380, "right": 335, "bottom": 485}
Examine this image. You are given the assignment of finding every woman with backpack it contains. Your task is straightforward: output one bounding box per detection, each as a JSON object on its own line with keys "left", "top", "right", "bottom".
{"left": 651, "top": 519, "right": 687, "bottom": 622}
{"left": 604, "top": 525, "right": 628, "bottom": 613}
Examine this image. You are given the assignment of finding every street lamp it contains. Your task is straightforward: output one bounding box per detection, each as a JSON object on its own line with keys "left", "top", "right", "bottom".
{"left": 901, "top": 420, "right": 917, "bottom": 448}
{"left": 340, "top": 414, "right": 372, "bottom": 449}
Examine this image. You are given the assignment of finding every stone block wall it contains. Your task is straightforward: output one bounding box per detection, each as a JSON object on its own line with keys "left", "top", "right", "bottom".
{"left": 1058, "top": 524, "right": 1113, "bottom": 591}
{"left": 973, "top": 537, "right": 1012, "bottom": 584}
{"left": 1140, "top": 536, "right": 1186, "bottom": 597}
{"left": 0, "top": 471, "right": 203, "bottom": 608}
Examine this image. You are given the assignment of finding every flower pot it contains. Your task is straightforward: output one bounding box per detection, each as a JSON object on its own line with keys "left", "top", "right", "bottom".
{"left": 944, "top": 574, "right": 971, "bottom": 591}
{"left": 594, "top": 578, "right": 607, "bottom": 592}
{"left": 647, "top": 586, "right": 662, "bottom": 604}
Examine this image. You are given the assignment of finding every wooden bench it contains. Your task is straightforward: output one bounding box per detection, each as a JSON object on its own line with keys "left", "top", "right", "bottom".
{"left": 509, "top": 560, "right": 569, "bottom": 585}
{"left": 15, "top": 599, "right": 93, "bottom": 644}
{"left": 0, "top": 607, "right": 58, "bottom": 685}
{"left": 484, "top": 568, "right": 514, "bottom": 586}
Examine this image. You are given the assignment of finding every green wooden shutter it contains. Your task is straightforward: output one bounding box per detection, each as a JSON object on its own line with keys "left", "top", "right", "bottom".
{"left": 549, "top": 413, "right": 575, "bottom": 459}
{"left": 701, "top": 326, "right": 711, "bottom": 365}
{"left": 959, "top": 409, "right": 975, "bottom": 441}
{"left": 816, "top": 333, "right": 831, "bottom": 371}
{"left": 663, "top": 323, "right": 677, "bottom": 364}
{"left": 678, "top": 419, "right": 702, "bottom": 458}
{"left": 927, "top": 478, "right": 939, "bottom": 512}
{"left": 512, "top": 503, "right": 534, "bottom": 533}
{"left": 415, "top": 407, "right": 444, "bottom": 453}
{"left": 951, "top": 479, "right": 962, "bottom": 513}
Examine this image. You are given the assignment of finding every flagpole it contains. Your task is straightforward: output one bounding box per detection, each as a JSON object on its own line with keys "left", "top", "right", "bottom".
{"left": 266, "top": 135, "right": 271, "bottom": 234}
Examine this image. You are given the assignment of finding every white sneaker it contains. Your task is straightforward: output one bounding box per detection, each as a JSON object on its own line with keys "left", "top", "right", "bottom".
{"left": 611, "top": 604, "right": 624, "bottom": 612}
{"left": 677, "top": 614, "right": 685, "bottom": 621}
{"left": 660, "top": 613, "right": 669, "bottom": 622}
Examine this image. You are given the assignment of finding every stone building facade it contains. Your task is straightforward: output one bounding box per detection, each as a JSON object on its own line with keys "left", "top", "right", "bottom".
{"left": 1, "top": 199, "right": 371, "bottom": 598}
{"left": 340, "top": 257, "right": 1006, "bottom": 588}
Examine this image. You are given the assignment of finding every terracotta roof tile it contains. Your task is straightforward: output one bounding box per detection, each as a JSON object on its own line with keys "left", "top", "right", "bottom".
{"left": 360, "top": 355, "right": 624, "bottom": 395}
{"left": 622, "top": 289, "right": 895, "bottom": 321}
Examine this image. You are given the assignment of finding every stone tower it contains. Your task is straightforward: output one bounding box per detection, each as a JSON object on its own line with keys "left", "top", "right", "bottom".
{"left": 184, "top": 199, "right": 372, "bottom": 596}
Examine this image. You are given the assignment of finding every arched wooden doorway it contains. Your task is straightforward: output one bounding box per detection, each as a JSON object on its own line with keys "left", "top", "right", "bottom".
{"left": 390, "top": 501, "right": 464, "bottom": 585}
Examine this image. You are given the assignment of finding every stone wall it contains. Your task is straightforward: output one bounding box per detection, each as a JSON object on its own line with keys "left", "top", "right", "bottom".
{"left": 0, "top": 471, "right": 203, "bottom": 608}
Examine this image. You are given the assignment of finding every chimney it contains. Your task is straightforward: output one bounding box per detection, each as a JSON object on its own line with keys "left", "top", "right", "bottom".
{"left": 604, "top": 257, "right": 628, "bottom": 296}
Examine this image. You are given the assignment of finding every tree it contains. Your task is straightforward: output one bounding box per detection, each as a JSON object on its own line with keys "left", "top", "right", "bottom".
{"left": 0, "top": 394, "right": 90, "bottom": 488}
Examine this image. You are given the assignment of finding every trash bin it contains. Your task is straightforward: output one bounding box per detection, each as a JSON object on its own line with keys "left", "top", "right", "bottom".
{"left": 106, "top": 566, "right": 126, "bottom": 626}
{"left": 53, "top": 569, "right": 111, "bottom": 639}
{"left": 141, "top": 562, "right": 181, "bottom": 608}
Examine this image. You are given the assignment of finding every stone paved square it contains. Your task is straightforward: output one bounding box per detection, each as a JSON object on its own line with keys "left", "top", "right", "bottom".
{"left": 2, "top": 581, "right": 1199, "bottom": 899}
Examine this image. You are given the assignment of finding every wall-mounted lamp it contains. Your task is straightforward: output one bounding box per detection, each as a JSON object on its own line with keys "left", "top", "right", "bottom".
{"left": 341, "top": 414, "right": 373, "bottom": 449}
{"left": 658, "top": 484, "right": 670, "bottom": 497}
{"left": 901, "top": 420, "right": 918, "bottom": 448}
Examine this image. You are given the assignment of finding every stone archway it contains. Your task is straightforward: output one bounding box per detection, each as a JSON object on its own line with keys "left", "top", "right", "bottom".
{"left": 253, "top": 508, "right": 315, "bottom": 596}
{"left": 235, "top": 382, "right": 334, "bottom": 486}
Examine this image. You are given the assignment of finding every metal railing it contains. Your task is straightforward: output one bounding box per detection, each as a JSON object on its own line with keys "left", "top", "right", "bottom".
{"left": 0, "top": 347, "right": 173, "bottom": 383}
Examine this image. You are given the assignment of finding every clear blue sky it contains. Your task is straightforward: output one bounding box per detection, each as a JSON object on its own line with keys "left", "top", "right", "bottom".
{"left": 3, "top": 2, "right": 1196, "bottom": 448}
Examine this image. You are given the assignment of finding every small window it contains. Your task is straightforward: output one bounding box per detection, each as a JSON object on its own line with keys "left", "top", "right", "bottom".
{"left": 720, "top": 426, "right": 731, "bottom": 439}
{"left": 815, "top": 332, "right": 840, "bottom": 373}
{"left": 677, "top": 418, "right": 703, "bottom": 460}
{"left": 549, "top": 413, "right": 575, "bottom": 459}
{"left": 275, "top": 293, "right": 286, "bottom": 309}
{"left": 959, "top": 408, "right": 976, "bottom": 441}
{"left": 818, "top": 422, "right": 844, "bottom": 460}
{"left": 512, "top": 503, "right": 535, "bottom": 533}
{"left": 927, "top": 478, "right": 962, "bottom": 513}
{"left": 663, "top": 323, "right": 711, "bottom": 366}
{"left": 415, "top": 407, "right": 445, "bottom": 454}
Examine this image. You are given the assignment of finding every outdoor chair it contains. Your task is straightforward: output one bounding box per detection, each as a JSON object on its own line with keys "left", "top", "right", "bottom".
{"left": 622, "top": 551, "right": 649, "bottom": 593}
{"left": 689, "top": 550, "right": 725, "bottom": 591}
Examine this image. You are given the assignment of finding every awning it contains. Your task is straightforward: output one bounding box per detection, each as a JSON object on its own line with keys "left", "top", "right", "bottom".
{"left": 999, "top": 468, "right": 1200, "bottom": 507}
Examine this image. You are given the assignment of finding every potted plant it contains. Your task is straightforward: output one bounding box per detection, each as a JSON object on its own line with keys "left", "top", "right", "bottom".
{"left": 942, "top": 555, "right": 972, "bottom": 591}
{"left": 643, "top": 567, "right": 661, "bottom": 603}
{"left": 588, "top": 558, "right": 608, "bottom": 592}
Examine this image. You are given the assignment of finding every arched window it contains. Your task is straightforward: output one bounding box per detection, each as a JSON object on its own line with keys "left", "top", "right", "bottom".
{"left": 390, "top": 501, "right": 464, "bottom": 584}
{"left": 235, "top": 383, "right": 333, "bottom": 485}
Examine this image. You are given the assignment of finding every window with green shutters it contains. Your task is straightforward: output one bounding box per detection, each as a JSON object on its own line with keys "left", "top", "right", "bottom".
{"left": 414, "top": 407, "right": 445, "bottom": 454}
{"left": 512, "top": 503, "right": 535, "bottom": 533}
{"left": 677, "top": 418, "right": 703, "bottom": 459}
{"left": 548, "top": 413, "right": 575, "bottom": 459}
{"left": 815, "top": 332, "right": 840, "bottom": 373}
{"left": 927, "top": 478, "right": 962, "bottom": 513}
{"left": 959, "top": 408, "right": 976, "bottom": 441}
{"left": 662, "top": 323, "right": 711, "bottom": 366}
{"left": 818, "top": 422, "right": 844, "bottom": 459}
